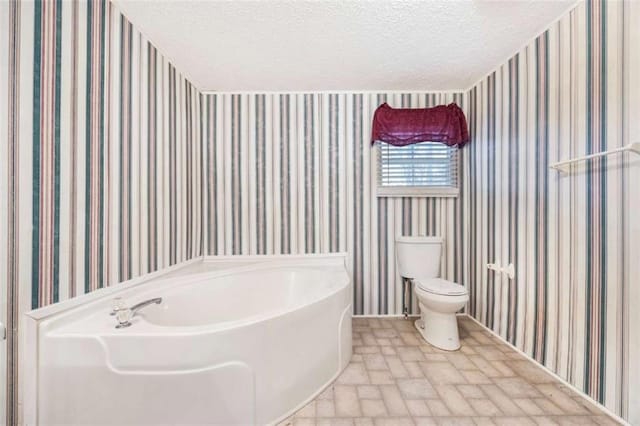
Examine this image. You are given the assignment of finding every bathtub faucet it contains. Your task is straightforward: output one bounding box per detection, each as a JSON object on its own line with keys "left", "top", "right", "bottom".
{"left": 115, "top": 297, "right": 162, "bottom": 329}
{"left": 131, "top": 297, "right": 163, "bottom": 316}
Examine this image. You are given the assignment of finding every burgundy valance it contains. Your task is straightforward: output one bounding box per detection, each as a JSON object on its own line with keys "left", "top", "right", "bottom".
{"left": 371, "top": 102, "right": 469, "bottom": 147}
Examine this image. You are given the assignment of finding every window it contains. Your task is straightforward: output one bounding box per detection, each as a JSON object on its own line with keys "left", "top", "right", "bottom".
{"left": 376, "top": 141, "right": 459, "bottom": 197}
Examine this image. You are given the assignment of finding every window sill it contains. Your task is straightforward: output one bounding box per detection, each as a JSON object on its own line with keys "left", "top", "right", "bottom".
{"left": 376, "top": 186, "right": 459, "bottom": 198}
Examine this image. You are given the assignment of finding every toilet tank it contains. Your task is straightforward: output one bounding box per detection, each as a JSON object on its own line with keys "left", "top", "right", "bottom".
{"left": 395, "top": 236, "right": 443, "bottom": 279}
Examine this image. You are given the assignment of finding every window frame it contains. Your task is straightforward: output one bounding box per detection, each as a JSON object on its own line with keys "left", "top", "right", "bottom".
{"left": 374, "top": 141, "right": 460, "bottom": 198}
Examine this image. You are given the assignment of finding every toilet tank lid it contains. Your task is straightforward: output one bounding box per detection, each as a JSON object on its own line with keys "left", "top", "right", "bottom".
{"left": 395, "top": 236, "right": 443, "bottom": 244}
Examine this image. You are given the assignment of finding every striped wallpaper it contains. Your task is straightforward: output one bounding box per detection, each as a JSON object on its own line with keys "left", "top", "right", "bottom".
{"left": 0, "top": 0, "right": 202, "bottom": 423}
{"left": 3, "top": 0, "right": 639, "bottom": 423}
{"left": 201, "top": 92, "right": 467, "bottom": 317}
{"left": 465, "top": 0, "right": 640, "bottom": 422}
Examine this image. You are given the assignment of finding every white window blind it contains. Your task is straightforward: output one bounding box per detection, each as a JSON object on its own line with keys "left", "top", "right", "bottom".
{"left": 377, "top": 142, "right": 458, "bottom": 196}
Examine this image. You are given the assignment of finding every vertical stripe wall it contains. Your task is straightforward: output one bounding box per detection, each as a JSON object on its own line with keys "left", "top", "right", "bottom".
{"left": 3, "top": 0, "right": 639, "bottom": 424}
{"left": 201, "top": 92, "right": 467, "bottom": 317}
{"left": 465, "top": 0, "right": 640, "bottom": 422}
{"left": 0, "top": 1, "right": 203, "bottom": 423}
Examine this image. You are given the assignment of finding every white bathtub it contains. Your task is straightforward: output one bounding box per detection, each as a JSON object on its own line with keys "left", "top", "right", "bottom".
{"left": 23, "top": 254, "right": 352, "bottom": 425}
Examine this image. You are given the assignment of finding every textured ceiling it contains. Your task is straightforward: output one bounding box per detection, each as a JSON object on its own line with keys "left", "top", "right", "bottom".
{"left": 113, "top": 0, "right": 577, "bottom": 92}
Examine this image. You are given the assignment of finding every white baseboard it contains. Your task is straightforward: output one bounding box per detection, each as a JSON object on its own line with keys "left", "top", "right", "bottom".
{"left": 463, "top": 314, "right": 629, "bottom": 426}
{"left": 352, "top": 314, "right": 420, "bottom": 319}
{"left": 353, "top": 313, "right": 466, "bottom": 319}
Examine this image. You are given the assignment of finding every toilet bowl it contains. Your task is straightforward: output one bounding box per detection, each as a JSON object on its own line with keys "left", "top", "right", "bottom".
{"left": 413, "top": 278, "right": 468, "bottom": 351}
{"left": 395, "top": 236, "right": 469, "bottom": 351}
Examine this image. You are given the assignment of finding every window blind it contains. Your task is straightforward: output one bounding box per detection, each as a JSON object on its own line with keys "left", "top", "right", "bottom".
{"left": 377, "top": 142, "right": 458, "bottom": 188}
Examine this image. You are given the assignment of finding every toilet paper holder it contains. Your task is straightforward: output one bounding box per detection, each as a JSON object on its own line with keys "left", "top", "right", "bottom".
{"left": 487, "top": 262, "right": 515, "bottom": 279}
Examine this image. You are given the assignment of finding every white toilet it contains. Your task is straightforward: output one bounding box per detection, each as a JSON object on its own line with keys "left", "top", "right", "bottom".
{"left": 396, "top": 236, "right": 469, "bottom": 351}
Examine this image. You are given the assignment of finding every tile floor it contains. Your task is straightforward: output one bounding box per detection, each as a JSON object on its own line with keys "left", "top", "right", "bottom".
{"left": 280, "top": 316, "right": 621, "bottom": 426}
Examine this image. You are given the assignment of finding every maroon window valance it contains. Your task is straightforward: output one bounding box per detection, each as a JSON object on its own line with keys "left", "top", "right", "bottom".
{"left": 371, "top": 102, "right": 469, "bottom": 147}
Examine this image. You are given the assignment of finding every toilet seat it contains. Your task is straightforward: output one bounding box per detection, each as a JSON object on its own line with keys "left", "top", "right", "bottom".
{"left": 413, "top": 278, "right": 467, "bottom": 296}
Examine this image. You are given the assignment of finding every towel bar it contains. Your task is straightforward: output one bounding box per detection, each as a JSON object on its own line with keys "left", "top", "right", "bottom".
{"left": 550, "top": 143, "right": 640, "bottom": 172}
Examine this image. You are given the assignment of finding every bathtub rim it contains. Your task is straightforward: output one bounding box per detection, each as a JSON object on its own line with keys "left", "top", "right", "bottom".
{"left": 135, "top": 267, "right": 350, "bottom": 332}
{"left": 52, "top": 263, "right": 350, "bottom": 335}
{"left": 25, "top": 252, "right": 349, "bottom": 323}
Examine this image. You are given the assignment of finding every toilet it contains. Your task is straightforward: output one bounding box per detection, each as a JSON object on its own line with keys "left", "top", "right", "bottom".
{"left": 395, "top": 236, "right": 469, "bottom": 351}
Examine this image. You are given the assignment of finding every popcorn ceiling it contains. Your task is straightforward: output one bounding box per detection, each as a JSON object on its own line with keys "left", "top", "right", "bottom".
{"left": 113, "top": 0, "right": 576, "bottom": 92}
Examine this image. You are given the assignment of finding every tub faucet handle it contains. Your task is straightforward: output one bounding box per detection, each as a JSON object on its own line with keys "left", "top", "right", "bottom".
{"left": 115, "top": 308, "right": 133, "bottom": 328}
{"left": 114, "top": 297, "right": 162, "bottom": 329}
{"left": 110, "top": 297, "right": 127, "bottom": 316}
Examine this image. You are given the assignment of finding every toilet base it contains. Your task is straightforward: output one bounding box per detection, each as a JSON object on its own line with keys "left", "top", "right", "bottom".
{"left": 414, "top": 307, "right": 461, "bottom": 351}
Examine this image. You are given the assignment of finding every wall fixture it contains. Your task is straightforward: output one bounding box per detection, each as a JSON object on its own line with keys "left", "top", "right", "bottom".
{"left": 487, "top": 263, "right": 501, "bottom": 272}
{"left": 549, "top": 143, "right": 640, "bottom": 173}
{"left": 486, "top": 262, "right": 515, "bottom": 279}
{"left": 502, "top": 263, "right": 515, "bottom": 280}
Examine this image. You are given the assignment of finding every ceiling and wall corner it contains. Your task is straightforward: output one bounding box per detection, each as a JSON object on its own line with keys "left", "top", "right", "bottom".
{"left": 112, "top": 0, "right": 579, "bottom": 93}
